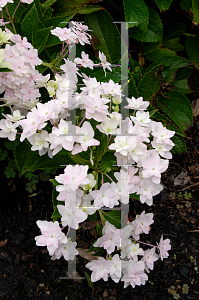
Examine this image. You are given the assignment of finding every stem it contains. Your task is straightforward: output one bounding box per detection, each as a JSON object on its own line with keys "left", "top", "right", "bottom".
{"left": 12, "top": 1, "right": 21, "bottom": 20}
{"left": 61, "top": 41, "right": 65, "bottom": 57}
{"left": 104, "top": 173, "right": 114, "bottom": 182}
{"left": 102, "top": 174, "right": 104, "bottom": 185}
{"left": 132, "top": 238, "right": 156, "bottom": 248}
{"left": 50, "top": 119, "right": 58, "bottom": 128}
{"left": 6, "top": 4, "right": 16, "bottom": 34}
{"left": 78, "top": 115, "right": 86, "bottom": 127}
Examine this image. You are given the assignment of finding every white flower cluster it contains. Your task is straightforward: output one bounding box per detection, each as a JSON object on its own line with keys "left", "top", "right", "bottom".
{"left": 86, "top": 218, "right": 171, "bottom": 288}
{"left": 0, "top": 25, "right": 173, "bottom": 289}
{"left": 0, "top": 29, "right": 42, "bottom": 109}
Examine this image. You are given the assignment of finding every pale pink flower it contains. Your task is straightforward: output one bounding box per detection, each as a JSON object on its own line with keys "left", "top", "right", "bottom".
{"left": 99, "top": 51, "right": 112, "bottom": 76}
{"left": 132, "top": 211, "right": 154, "bottom": 235}
{"left": 74, "top": 51, "right": 94, "bottom": 69}
{"left": 142, "top": 247, "right": 159, "bottom": 272}
{"left": 35, "top": 221, "right": 67, "bottom": 255}
{"left": 86, "top": 257, "right": 111, "bottom": 282}
{"left": 55, "top": 165, "right": 90, "bottom": 192}
{"left": 122, "top": 260, "right": 148, "bottom": 288}
{"left": 158, "top": 235, "right": 171, "bottom": 261}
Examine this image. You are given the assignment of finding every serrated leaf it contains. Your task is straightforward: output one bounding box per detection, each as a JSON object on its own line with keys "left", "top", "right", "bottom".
{"left": 186, "top": 36, "right": 199, "bottom": 65}
{"left": 123, "top": 0, "right": 149, "bottom": 28}
{"left": 167, "top": 123, "right": 185, "bottom": 137}
{"left": 21, "top": 4, "right": 44, "bottom": 43}
{"left": 129, "top": 75, "right": 139, "bottom": 98}
{"left": 151, "top": 55, "right": 190, "bottom": 82}
{"left": 42, "top": 0, "right": 57, "bottom": 7}
{"left": 157, "top": 91, "right": 193, "bottom": 131}
{"left": 144, "top": 48, "right": 176, "bottom": 61}
{"left": 0, "top": 149, "right": 8, "bottom": 161}
{"left": 163, "top": 23, "right": 186, "bottom": 41}
{"left": 192, "top": 0, "right": 199, "bottom": 24}
{"left": 77, "top": 5, "right": 102, "bottom": 14}
{"left": 35, "top": 27, "right": 53, "bottom": 54}
{"left": 171, "top": 134, "right": 187, "bottom": 154}
{"left": 180, "top": 0, "right": 192, "bottom": 12}
{"left": 143, "top": 40, "right": 162, "bottom": 54}
{"left": 175, "top": 66, "right": 193, "bottom": 81}
{"left": 85, "top": 10, "right": 121, "bottom": 64}
{"left": 13, "top": 141, "right": 74, "bottom": 177}
{"left": 131, "top": 66, "right": 142, "bottom": 86}
{"left": 101, "top": 210, "right": 120, "bottom": 229}
{"left": 154, "top": 0, "right": 173, "bottom": 11}
{"left": 129, "top": 55, "right": 140, "bottom": 72}
{"left": 5, "top": 140, "right": 20, "bottom": 150}
{"left": 172, "top": 79, "right": 192, "bottom": 94}
{"left": 162, "top": 38, "right": 185, "bottom": 52}
{"left": 129, "top": 8, "right": 163, "bottom": 42}
{"left": 44, "top": 14, "right": 75, "bottom": 28}
{"left": 137, "top": 64, "right": 162, "bottom": 100}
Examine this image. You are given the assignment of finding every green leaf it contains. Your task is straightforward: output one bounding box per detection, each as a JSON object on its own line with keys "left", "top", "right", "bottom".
{"left": 13, "top": 141, "right": 75, "bottom": 177}
{"left": 42, "top": 0, "right": 57, "bottom": 7}
{"left": 97, "top": 223, "right": 103, "bottom": 236}
{"left": 84, "top": 271, "right": 94, "bottom": 289}
{"left": 96, "top": 132, "right": 108, "bottom": 158}
{"left": 0, "top": 68, "right": 13, "bottom": 72}
{"left": 77, "top": 5, "right": 102, "bottom": 14}
{"left": 154, "top": 0, "right": 173, "bottom": 11}
{"left": 21, "top": 4, "right": 44, "bottom": 43}
{"left": 167, "top": 123, "right": 185, "bottom": 137}
{"left": 88, "top": 212, "right": 97, "bottom": 221}
{"left": 151, "top": 56, "right": 190, "bottom": 82}
{"left": 49, "top": 179, "right": 59, "bottom": 187}
{"left": 137, "top": 64, "right": 162, "bottom": 100}
{"left": 186, "top": 36, "right": 199, "bottom": 65}
{"left": 180, "top": 0, "right": 192, "bottom": 12}
{"left": 123, "top": 0, "right": 149, "bottom": 28}
{"left": 156, "top": 91, "right": 193, "bottom": 131}
{"left": 128, "top": 75, "right": 139, "bottom": 98}
{"left": 85, "top": 10, "right": 121, "bottom": 64}
{"left": 130, "top": 193, "right": 140, "bottom": 200}
{"left": 171, "top": 134, "right": 187, "bottom": 154}
{"left": 129, "top": 8, "right": 163, "bottom": 42}
{"left": 163, "top": 24, "right": 186, "bottom": 41}
{"left": 144, "top": 48, "right": 176, "bottom": 61}
{"left": 175, "top": 66, "right": 193, "bottom": 81}
{"left": 192, "top": 0, "right": 199, "bottom": 24}
{"left": 0, "top": 149, "right": 8, "bottom": 161}
{"left": 162, "top": 38, "right": 185, "bottom": 52}
{"left": 34, "top": 27, "right": 53, "bottom": 54}
{"left": 51, "top": 184, "right": 64, "bottom": 222}
{"left": 5, "top": 140, "right": 20, "bottom": 150}
{"left": 41, "top": 6, "right": 53, "bottom": 19}
{"left": 44, "top": 13, "right": 75, "bottom": 28}
{"left": 131, "top": 66, "right": 142, "bottom": 86}
{"left": 101, "top": 210, "right": 120, "bottom": 229}
{"left": 172, "top": 79, "right": 192, "bottom": 94}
